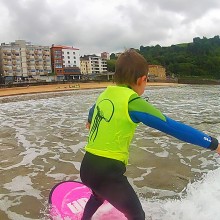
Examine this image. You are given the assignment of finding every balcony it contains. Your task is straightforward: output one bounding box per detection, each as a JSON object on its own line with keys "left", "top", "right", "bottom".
{"left": 27, "top": 65, "right": 35, "bottom": 70}
{"left": 28, "top": 56, "right": 35, "bottom": 60}
{"left": 44, "top": 67, "right": 51, "bottom": 71}
{"left": 27, "top": 62, "right": 35, "bottom": 66}
{"left": 44, "top": 62, "right": 51, "bottom": 66}
{"left": 12, "top": 49, "right": 20, "bottom": 54}
{"left": 3, "top": 72, "right": 10, "bottom": 76}
{"left": 13, "top": 72, "right": 18, "bottom": 76}
{"left": 36, "top": 67, "right": 44, "bottom": 71}
{"left": 43, "top": 51, "right": 50, "bottom": 55}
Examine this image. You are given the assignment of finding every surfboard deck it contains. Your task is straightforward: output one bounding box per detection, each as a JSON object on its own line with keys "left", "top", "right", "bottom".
{"left": 49, "top": 180, "right": 127, "bottom": 220}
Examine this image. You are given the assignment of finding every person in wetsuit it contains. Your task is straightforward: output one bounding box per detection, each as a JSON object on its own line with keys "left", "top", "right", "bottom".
{"left": 80, "top": 49, "right": 220, "bottom": 220}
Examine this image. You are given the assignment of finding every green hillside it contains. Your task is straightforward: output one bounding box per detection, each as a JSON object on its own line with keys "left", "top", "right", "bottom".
{"left": 108, "top": 36, "right": 220, "bottom": 80}
{"left": 139, "top": 36, "right": 220, "bottom": 79}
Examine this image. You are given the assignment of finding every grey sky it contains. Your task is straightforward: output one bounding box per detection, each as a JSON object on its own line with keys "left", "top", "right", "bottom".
{"left": 0, "top": 0, "right": 220, "bottom": 55}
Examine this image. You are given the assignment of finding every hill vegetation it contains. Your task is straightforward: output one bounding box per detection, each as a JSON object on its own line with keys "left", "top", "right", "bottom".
{"left": 108, "top": 36, "right": 220, "bottom": 79}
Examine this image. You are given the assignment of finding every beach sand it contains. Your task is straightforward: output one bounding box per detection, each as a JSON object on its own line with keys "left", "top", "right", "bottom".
{"left": 0, "top": 82, "right": 178, "bottom": 97}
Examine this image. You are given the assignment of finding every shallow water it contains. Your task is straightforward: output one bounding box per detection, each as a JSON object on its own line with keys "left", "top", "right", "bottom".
{"left": 0, "top": 85, "right": 220, "bottom": 220}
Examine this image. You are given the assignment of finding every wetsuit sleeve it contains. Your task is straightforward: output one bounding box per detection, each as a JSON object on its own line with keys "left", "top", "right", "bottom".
{"left": 128, "top": 95, "right": 219, "bottom": 150}
{"left": 88, "top": 104, "right": 95, "bottom": 123}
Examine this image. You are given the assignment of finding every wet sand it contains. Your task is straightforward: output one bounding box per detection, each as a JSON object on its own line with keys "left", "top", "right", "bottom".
{"left": 0, "top": 82, "right": 178, "bottom": 97}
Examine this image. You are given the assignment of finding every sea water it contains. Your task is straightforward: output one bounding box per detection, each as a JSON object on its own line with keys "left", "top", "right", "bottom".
{"left": 0, "top": 85, "right": 220, "bottom": 220}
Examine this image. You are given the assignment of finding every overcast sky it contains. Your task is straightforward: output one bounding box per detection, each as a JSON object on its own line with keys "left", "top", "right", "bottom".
{"left": 0, "top": 0, "right": 220, "bottom": 55}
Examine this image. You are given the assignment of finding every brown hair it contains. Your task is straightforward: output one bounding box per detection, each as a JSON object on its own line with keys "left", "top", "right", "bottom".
{"left": 114, "top": 49, "right": 148, "bottom": 85}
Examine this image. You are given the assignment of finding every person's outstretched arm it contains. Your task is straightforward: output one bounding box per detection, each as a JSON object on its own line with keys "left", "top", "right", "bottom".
{"left": 129, "top": 95, "right": 219, "bottom": 151}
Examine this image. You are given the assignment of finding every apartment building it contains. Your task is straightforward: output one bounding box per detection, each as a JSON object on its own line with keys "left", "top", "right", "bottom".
{"left": 80, "top": 56, "right": 92, "bottom": 74}
{"left": 80, "top": 55, "right": 107, "bottom": 74}
{"left": 101, "top": 52, "right": 110, "bottom": 60}
{"left": 0, "top": 40, "right": 51, "bottom": 82}
{"left": 50, "top": 45, "right": 81, "bottom": 81}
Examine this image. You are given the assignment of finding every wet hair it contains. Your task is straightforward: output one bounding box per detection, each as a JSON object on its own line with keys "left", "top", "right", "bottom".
{"left": 114, "top": 49, "right": 148, "bottom": 85}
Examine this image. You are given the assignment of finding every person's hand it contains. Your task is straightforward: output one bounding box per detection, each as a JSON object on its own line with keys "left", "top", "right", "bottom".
{"left": 86, "top": 122, "right": 91, "bottom": 129}
{"left": 216, "top": 143, "right": 220, "bottom": 154}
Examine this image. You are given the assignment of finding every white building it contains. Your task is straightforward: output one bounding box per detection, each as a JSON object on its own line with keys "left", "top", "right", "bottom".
{"left": 61, "top": 46, "right": 80, "bottom": 68}
{"left": 50, "top": 45, "right": 81, "bottom": 80}
{"left": 0, "top": 40, "right": 51, "bottom": 82}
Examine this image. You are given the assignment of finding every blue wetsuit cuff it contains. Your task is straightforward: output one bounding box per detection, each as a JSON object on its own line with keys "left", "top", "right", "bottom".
{"left": 209, "top": 137, "right": 219, "bottom": 151}
{"left": 88, "top": 104, "right": 95, "bottom": 123}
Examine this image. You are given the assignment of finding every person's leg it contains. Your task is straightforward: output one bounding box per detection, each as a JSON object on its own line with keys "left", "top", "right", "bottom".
{"left": 81, "top": 192, "right": 104, "bottom": 220}
{"left": 98, "top": 175, "right": 145, "bottom": 220}
{"left": 80, "top": 153, "right": 105, "bottom": 219}
{"left": 80, "top": 153, "right": 145, "bottom": 220}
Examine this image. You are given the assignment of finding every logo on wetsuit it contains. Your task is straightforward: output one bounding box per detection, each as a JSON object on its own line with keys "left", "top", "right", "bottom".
{"left": 89, "top": 99, "right": 114, "bottom": 142}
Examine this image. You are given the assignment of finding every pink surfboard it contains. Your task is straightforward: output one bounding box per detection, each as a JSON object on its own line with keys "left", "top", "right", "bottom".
{"left": 49, "top": 181, "right": 127, "bottom": 220}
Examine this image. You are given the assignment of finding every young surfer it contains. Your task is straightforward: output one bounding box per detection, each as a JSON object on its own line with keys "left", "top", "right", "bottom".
{"left": 80, "top": 49, "right": 220, "bottom": 220}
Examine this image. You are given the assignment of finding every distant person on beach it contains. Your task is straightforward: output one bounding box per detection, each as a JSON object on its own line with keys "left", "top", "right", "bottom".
{"left": 80, "top": 49, "right": 220, "bottom": 220}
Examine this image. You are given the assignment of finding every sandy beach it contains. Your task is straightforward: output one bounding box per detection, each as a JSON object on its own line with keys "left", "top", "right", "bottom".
{"left": 0, "top": 82, "right": 178, "bottom": 97}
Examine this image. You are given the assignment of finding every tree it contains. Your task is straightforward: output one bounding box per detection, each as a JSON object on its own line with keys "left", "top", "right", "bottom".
{"left": 110, "top": 53, "right": 116, "bottom": 60}
{"left": 107, "top": 59, "right": 116, "bottom": 72}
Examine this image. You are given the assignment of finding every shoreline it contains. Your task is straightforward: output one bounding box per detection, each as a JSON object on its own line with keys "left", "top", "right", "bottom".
{"left": 0, "top": 82, "right": 178, "bottom": 98}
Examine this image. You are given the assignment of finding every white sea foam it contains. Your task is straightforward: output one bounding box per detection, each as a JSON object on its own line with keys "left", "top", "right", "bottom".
{"left": 3, "top": 176, "right": 42, "bottom": 200}
{"left": 158, "top": 167, "right": 220, "bottom": 220}
{"left": 93, "top": 167, "right": 220, "bottom": 220}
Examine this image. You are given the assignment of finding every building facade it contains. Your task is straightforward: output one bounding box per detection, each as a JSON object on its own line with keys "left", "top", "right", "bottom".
{"left": 0, "top": 40, "right": 51, "bottom": 82}
{"left": 80, "top": 55, "right": 107, "bottom": 74}
{"left": 101, "top": 52, "right": 110, "bottom": 60}
{"left": 50, "top": 45, "right": 81, "bottom": 81}
{"left": 80, "top": 56, "right": 92, "bottom": 74}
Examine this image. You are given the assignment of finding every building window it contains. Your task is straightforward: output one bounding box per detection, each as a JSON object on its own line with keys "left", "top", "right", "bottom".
{"left": 67, "top": 52, "right": 69, "bottom": 54}
{"left": 55, "top": 50, "right": 61, "bottom": 54}
{"left": 68, "top": 56, "right": 70, "bottom": 59}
